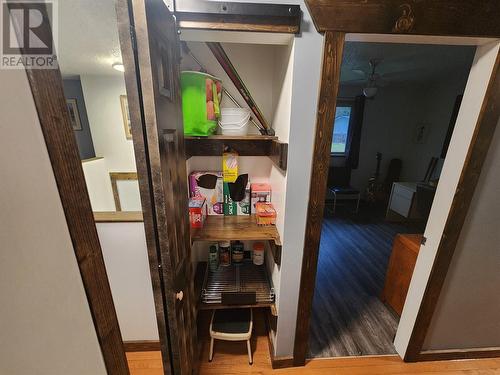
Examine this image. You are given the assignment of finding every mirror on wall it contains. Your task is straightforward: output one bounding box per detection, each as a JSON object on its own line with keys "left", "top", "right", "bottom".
{"left": 58, "top": 0, "right": 140, "bottom": 214}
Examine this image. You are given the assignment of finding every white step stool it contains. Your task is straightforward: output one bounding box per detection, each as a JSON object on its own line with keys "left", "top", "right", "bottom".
{"left": 209, "top": 308, "right": 253, "bottom": 365}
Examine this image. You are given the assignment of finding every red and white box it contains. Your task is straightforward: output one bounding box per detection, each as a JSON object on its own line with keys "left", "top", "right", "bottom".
{"left": 189, "top": 197, "right": 207, "bottom": 228}
{"left": 250, "top": 183, "right": 272, "bottom": 213}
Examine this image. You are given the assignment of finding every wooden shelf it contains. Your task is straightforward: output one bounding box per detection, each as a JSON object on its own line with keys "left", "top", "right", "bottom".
{"left": 191, "top": 215, "right": 282, "bottom": 265}
{"left": 191, "top": 214, "right": 279, "bottom": 243}
{"left": 184, "top": 135, "right": 288, "bottom": 171}
{"left": 93, "top": 211, "right": 143, "bottom": 222}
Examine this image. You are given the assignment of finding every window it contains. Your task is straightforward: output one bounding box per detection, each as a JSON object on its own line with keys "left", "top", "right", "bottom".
{"left": 331, "top": 105, "right": 352, "bottom": 154}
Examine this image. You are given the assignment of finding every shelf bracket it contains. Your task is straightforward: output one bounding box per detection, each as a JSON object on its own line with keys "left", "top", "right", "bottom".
{"left": 268, "top": 240, "right": 282, "bottom": 266}
{"left": 269, "top": 140, "right": 288, "bottom": 172}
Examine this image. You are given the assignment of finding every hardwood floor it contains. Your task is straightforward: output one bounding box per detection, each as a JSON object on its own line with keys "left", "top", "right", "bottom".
{"left": 196, "top": 309, "right": 272, "bottom": 374}
{"left": 126, "top": 256, "right": 500, "bottom": 374}
{"left": 127, "top": 309, "right": 273, "bottom": 375}
{"left": 127, "top": 350, "right": 500, "bottom": 374}
{"left": 308, "top": 212, "right": 417, "bottom": 358}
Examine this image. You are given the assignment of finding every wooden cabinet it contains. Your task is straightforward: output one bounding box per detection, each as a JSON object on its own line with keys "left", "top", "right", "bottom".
{"left": 381, "top": 234, "right": 423, "bottom": 316}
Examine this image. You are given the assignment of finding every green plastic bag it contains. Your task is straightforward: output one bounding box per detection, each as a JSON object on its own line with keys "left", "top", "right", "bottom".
{"left": 181, "top": 71, "right": 222, "bottom": 136}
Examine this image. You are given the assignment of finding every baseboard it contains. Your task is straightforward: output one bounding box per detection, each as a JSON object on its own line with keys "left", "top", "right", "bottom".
{"left": 271, "top": 354, "right": 295, "bottom": 369}
{"left": 123, "top": 340, "right": 161, "bottom": 352}
{"left": 264, "top": 308, "right": 295, "bottom": 369}
{"left": 417, "top": 347, "right": 500, "bottom": 361}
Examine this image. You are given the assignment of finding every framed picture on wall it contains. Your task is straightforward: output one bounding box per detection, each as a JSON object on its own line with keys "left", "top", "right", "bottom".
{"left": 66, "top": 98, "right": 82, "bottom": 131}
{"left": 413, "top": 123, "right": 430, "bottom": 144}
{"left": 120, "top": 95, "right": 132, "bottom": 140}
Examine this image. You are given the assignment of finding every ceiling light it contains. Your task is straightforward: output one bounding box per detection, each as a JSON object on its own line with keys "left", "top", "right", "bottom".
{"left": 363, "top": 87, "right": 378, "bottom": 98}
{"left": 112, "top": 63, "right": 125, "bottom": 72}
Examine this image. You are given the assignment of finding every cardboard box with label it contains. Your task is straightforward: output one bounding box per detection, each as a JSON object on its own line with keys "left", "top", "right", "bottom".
{"left": 251, "top": 183, "right": 272, "bottom": 213}
{"left": 189, "top": 197, "right": 207, "bottom": 228}
{"left": 188, "top": 171, "right": 223, "bottom": 215}
{"left": 224, "top": 181, "right": 251, "bottom": 215}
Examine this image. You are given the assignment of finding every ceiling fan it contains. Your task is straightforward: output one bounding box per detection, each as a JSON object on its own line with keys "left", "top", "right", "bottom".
{"left": 348, "top": 58, "right": 385, "bottom": 98}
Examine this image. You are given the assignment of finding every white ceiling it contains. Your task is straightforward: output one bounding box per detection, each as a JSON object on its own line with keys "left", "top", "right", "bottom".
{"left": 55, "top": 1, "right": 476, "bottom": 85}
{"left": 57, "top": 0, "right": 123, "bottom": 77}
{"left": 341, "top": 42, "right": 476, "bottom": 86}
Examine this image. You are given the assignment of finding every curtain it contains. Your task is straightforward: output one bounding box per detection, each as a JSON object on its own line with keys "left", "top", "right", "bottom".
{"left": 345, "top": 95, "right": 365, "bottom": 169}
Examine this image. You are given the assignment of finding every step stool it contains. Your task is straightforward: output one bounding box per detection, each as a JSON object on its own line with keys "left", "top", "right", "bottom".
{"left": 209, "top": 308, "right": 253, "bottom": 365}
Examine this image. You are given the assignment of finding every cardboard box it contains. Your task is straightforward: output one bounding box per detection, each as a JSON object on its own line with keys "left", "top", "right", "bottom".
{"left": 189, "top": 197, "right": 207, "bottom": 228}
{"left": 255, "top": 202, "right": 276, "bottom": 225}
{"left": 223, "top": 181, "right": 251, "bottom": 215}
{"left": 250, "top": 183, "right": 272, "bottom": 213}
{"left": 188, "top": 172, "right": 223, "bottom": 215}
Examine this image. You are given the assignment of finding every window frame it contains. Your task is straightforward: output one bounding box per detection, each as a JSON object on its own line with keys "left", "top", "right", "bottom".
{"left": 331, "top": 99, "right": 355, "bottom": 157}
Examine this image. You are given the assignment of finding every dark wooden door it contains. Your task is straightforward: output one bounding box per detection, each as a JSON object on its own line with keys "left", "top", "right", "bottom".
{"left": 116, "top": 0, "right": 197, "bottom": 374}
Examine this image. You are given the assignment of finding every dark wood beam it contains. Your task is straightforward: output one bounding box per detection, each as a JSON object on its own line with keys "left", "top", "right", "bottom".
{"left": 17, "top": 2, "right": 128, "bottom": 374}
{"left": 184, "top": 136, "right": 288, "bottom": 172}
{"left": 293, "top": 31, "right": 345, "bottom": 366}
{"left": 418, "top": 347, "right": 500, "bottom": 362}
{"left": 175, "top": 1, "right": 301, "bottom": 34}
{"left": 305, "top": 0, "right": 500, "bottom": 37}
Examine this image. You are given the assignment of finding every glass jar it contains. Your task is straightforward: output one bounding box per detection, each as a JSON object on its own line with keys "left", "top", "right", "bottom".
{"left": 252, "top": 242, "right": 265, "bottom": 265}
{"left": 219, "top": 241, "right": 231, "bottom": 266}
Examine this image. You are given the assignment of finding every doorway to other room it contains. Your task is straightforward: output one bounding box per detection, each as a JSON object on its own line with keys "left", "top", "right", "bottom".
{"left": 309, "top": 41, "right": 475, "bottom": 358}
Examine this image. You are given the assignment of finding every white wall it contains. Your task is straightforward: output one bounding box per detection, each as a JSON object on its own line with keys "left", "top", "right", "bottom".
{"left": 80, "top": 74, "right": 139, "bottom": 211}
{"left": 0, "top": 69, "right": 106, "bottom": 374}
{"left": 272, "top": 5, "right": 323, "bottom": 357}
{"left": 82, "top": 158, "right": 116, "bottom": 211}
{"left": 346, "top": 84, "right": 424, "bottom": 191}
{"left": 97, "top": 223, "right": 159, "bottom": 341}
{"left": 271, "top": 42, "right": 294, "bottom": 143}
{"left": 181, "top": 42, "right": 283, "bottom": 133}
{"left": 422, "top": 118, "right": 500, "bottom": 350}
{"left": 402, "top": 76, "right": 468, "bottom": 181}
{"left": 395, "top": 39, "right": 500, "bottom": 357}
{"left": 81, "top": 74, "right": 136, "bottom": 171}
{"left": 340, "top": 71, "right": 469, "bottom": 193}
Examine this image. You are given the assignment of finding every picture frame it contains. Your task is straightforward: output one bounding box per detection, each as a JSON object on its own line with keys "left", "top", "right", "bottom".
{"left": 120, "top": 94, "right": 132, "bottom": 140}
{"left": 109, "top": 172, "right": 139, "bottom": 211}
{"left": 66, "top": 98, "right": 82, "bottom": 131}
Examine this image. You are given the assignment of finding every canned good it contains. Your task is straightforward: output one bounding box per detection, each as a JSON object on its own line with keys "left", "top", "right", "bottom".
{"left": 208, "top": 243, "right": 219, "bottom": 271}
{"left": 219, "top": 241, "right": 231, "bottom": 266}
{"left": 232, "top": 241, "right": 244, "bottom": 264}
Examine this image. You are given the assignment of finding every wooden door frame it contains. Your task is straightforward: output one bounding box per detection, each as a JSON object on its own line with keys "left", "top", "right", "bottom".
{"left": 294, "top": 0, "right": 500, "bottom": 366}
{"left": 116, "top": 0, "right": 177, "bottom": 373}
{"left": 118, "top": 0, "right": 202, "bottom": 373}
{"left": 11, "top": 2, "right": 129, "bottom": 374}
